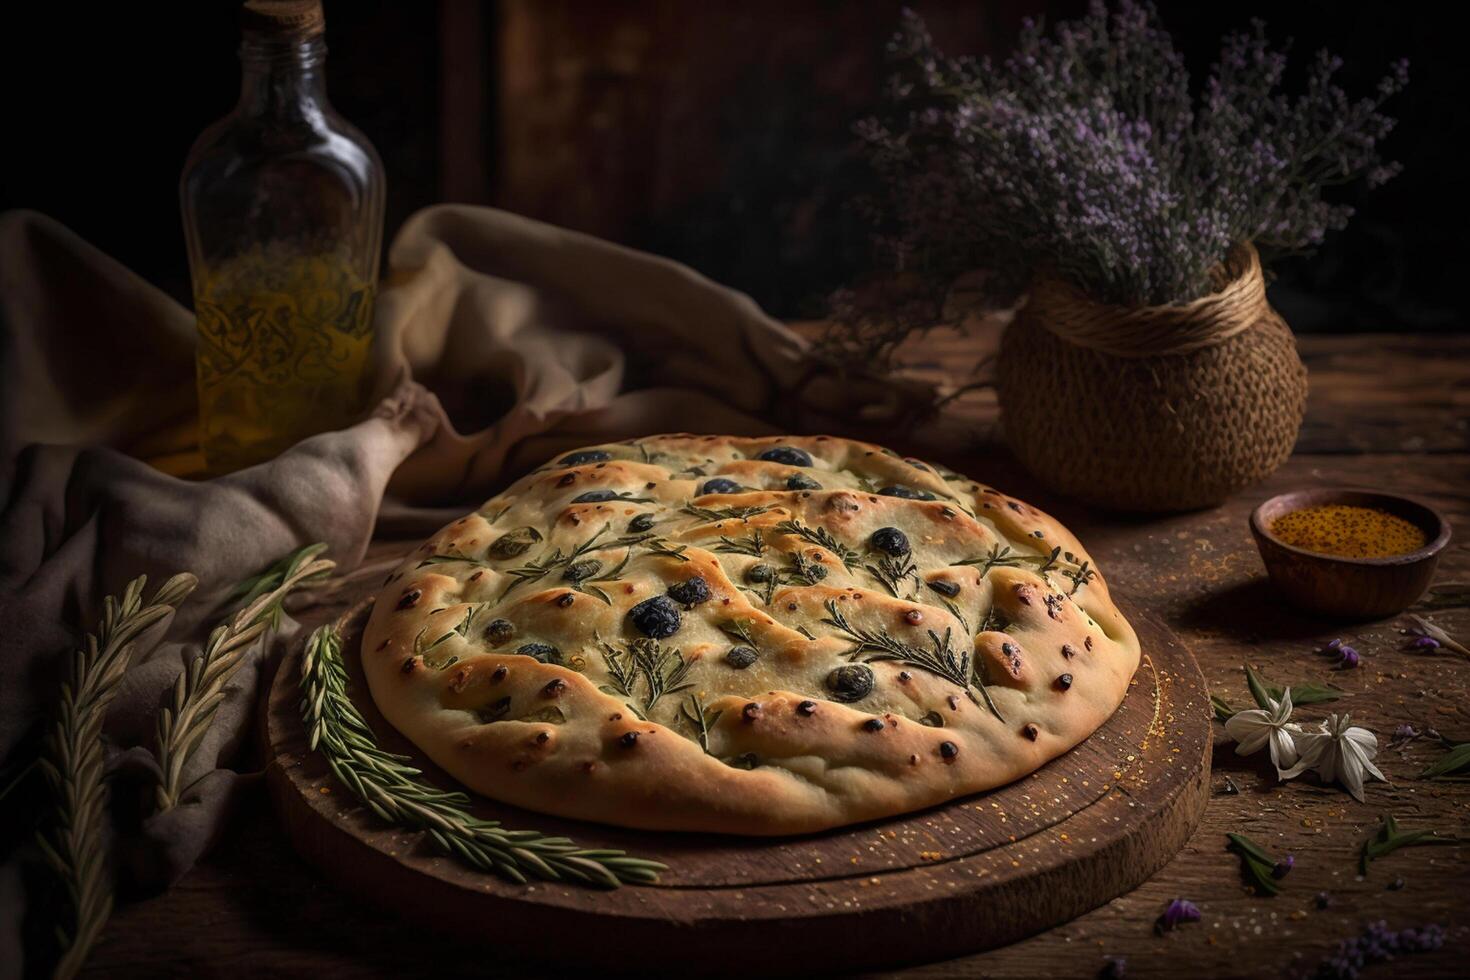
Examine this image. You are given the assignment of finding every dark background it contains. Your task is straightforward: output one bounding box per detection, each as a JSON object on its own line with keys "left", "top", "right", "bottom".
{"left": 1, "top": 0, "right": 1462, "bottom": 331}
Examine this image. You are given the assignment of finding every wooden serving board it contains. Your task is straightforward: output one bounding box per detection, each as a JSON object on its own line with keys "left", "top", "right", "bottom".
{"left": 263, "top": 594, "right": 1210, "bottom": 973}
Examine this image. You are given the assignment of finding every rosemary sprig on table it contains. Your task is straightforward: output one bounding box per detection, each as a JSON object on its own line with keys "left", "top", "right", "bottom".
{"left": 1358, "top": 814, "right": 1458, "bottom": 874}
{"left": 822, "top": 599, "right": 1005, "bottom": 723}
{"left": 1226, "top": 832, "right": 1285, "bottom": 897}
{"left": 38, "top": 573, "right": 198, "bottom": 980}
{"left": 300, "top": 625, "right": 663, "bottom": 887}
{"left": 154, "top": 545, "right": 333, "bottom": 812}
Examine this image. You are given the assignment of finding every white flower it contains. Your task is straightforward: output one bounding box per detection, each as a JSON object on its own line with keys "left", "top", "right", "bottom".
{"left": 1281, "top": 713, "right": 1387, "bottom": 803}
{"left": 1224, "top": 688, "right": 1301, "bottom": 776}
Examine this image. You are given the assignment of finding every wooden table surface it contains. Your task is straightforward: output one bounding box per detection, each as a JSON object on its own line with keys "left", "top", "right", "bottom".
{"left": 85, "top": 331, "right": 1470, "bottom": 979}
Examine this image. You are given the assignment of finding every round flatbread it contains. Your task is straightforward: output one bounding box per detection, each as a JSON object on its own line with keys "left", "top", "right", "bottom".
{"left": 362, "top": 434, "right": 1140, "bottom": 834}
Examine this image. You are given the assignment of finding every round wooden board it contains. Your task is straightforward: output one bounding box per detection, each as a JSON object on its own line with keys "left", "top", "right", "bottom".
{"left": 263, "top": 594, "right": 1210, "bottom": 973}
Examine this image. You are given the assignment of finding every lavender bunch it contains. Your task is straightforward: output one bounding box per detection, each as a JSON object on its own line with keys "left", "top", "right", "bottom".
{"left": 1311, "top": 921, "right": 1447, "bottom": 980}
{"left": 829, "top": 1, "right": 1407, "bottom": 362}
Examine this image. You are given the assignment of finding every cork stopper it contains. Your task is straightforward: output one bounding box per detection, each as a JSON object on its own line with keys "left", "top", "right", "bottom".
{"left": 241, "top": 0, "right": 325, "bottom": 36}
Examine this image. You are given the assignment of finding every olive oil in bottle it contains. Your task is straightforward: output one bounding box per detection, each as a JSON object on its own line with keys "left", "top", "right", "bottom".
{"left": 180, "top": 0, "right": 384, "bottom": 473}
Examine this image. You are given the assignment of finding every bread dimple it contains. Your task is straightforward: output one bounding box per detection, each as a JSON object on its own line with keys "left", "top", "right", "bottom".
{"left": 362, "top": 434, "right": 1141, "bottom": 834}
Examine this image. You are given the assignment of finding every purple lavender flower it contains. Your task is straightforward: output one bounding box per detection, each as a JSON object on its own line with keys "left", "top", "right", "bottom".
{"left": 1336, "top": 646, "right": 1360, "bottom": 669}
{"left": 1410, "top": 636, "right": 1441, "bottom": 650}
{"left": 1155, "top": 897, "right": 1201, "bottom": 934}
{"left": 837, "top": 0, "right": 1410, "bottom": 349}
{"left": 1393, "top": 724, "right": 1420, "bottom": 739}
{"left": 1272, "top": 854, "right": 1294, "bottom": 879}
{"left": 1324, "top": 638, "right": 1343, "bottom": 652}
{"left": 1312, "top": 921, "right": 1445, "bottom": 980}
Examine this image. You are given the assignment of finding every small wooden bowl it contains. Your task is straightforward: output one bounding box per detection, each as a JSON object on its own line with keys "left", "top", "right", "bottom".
{"left": 1250, "top": 488, "right": 1451, "bottom": 620}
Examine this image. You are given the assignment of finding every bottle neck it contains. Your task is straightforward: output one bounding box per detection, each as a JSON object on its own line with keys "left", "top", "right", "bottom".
{"left": 237, "top": 34, "right": 329, "bottom": 120}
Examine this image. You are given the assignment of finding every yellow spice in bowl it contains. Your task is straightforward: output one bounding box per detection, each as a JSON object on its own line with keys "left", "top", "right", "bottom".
{"left": 1270, "top": 503, "right": 1427, "bottom": 559}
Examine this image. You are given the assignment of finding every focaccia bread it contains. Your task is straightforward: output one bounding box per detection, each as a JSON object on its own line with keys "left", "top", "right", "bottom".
{"left": 362, "top": 434, "right": 1140, "bottom": 834}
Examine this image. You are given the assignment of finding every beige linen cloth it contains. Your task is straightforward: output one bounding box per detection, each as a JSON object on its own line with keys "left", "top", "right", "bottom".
{"left": 0, "top": 204, "right": 930, "bottom": 973}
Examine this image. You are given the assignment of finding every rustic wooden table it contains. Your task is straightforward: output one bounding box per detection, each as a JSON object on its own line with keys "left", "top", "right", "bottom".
{"left": 85, "top": 332, "right": 1470, "bottom": 978}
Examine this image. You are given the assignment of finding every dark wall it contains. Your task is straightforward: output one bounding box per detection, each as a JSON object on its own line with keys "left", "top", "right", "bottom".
{"left": 1, "top": 1, "right": 1461, "bottom": 330}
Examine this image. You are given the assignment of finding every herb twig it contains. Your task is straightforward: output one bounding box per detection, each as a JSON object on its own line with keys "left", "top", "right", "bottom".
{"left": 1226, "top": 832, "right": 1284, "bottom": 897}
{"left": 300, "top": 626, "right": 663, "bottom": 887}
{"left": 822, "top": 599, "right": 1004, "bottom": 722}
{"left": 155, "top": 546, "right": 334, "bottom": 812}
{"left": 682, "top": 503, "right": 772, "bottom": 524}
{"left": 599, "top": 639, "right": 694, "bottom": 715}
{"left": 37, "top": 573, "right": 198, "bottom": 980}
{"left": 680, "top": 694, "right": 723, "bottom": 754}
{"left": 1359, "top": 814, "right": 1458, "bottom": 874}
{"left": 716, "top": 530, "right": 766, "bottom": 557}
{"left": 773, "top": 520, "right": 859, "bottom": 570}
{"left": 1419, "top": 741, "right": 1470, "bottom": 780}
{"left": 865, "top": 554, "right": 919, "bottom": 598}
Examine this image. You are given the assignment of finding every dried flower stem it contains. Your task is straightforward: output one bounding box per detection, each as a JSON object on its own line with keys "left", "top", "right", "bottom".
{"left": 153, "top": 545, "right": 334, "bottom": 813}
{"left": 37, "top": 573, "right": 198, "bottom": 980}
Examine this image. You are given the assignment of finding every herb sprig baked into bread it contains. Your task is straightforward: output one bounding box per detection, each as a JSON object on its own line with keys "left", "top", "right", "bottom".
{"left": 363, "top": 435, "right": 1140, "bottom": 834}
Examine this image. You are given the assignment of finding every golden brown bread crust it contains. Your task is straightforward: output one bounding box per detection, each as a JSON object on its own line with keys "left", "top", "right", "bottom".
{"left": 362, "top": 434, "right": 1140, "bottom": 834}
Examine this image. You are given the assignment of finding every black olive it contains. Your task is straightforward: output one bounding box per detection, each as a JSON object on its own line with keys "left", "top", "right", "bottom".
{"left": 878, "top": 485, "right": 936, "bottom": 501}
{"left": 862, "top": 717, "right": 885, "bottom": 732}
{"left": 825, "top": 663, "right": 875, "bottom": 703}
{"left": 489, "top": 526, "right": 542, "bottom": 559}
{"left": 628, "top": 595, "right": 681, "bottom": 638}
{"left": 395, "top": 589, "right": 422, "bottom": 610}
{"left": 556, "top": 593, "right": 575, "bottom": 608}
{"left": 758, "top": 446, "right": 814, "bottom": 467}
{"left": 558, "top": 449, "right": 611, "bottom": 466}
{"left": 742, "top": 702, "right": 762, "bottom": 721}
{"left": 542, "top": 679, "right": 566, "bottom": 697}
{"left": 920, "top": 711, "right": 944, "bottom": 727}
{"left": 571, "top": 490, "right": 620, "bottom": 504}
{"left": 1023, "top": 723, "right": 1040, "bottom": 741}
{"left": 699, "top": 477, "right": 744, "bottom": 495}
{"left": 620, "top": 731, "right": 639, "bottom": 748}
{"left": 628, "top": 513, "right": 656, "bottom": 533}
{"left": 745, "top": 563, "right": 775, "bottom": 583}
{"left": 928, "top": 580, "right": 961, "bottom": 598}
{"left": 796, "top": 700, "right": 817, "bottom": 716}
{"left": 725, "top": 645, "right": 759, "bottom": 669}
{"left": 870, "top": 526, "right": 911, "bottom": 556}
{"left": 1058, "top": 673, "right": 1074, "bottom": 690}
{"left": 786, "top": 473, "right": 822, "bottom": 491}
{"left": 484, "top": 619, "right": 515, "bottom": 645}
{"left": 562, "top": 559, "right": 602, "bottom": 582}
{"left": 939, "top": 740, "right": 959, "bottom": 760}
{"left": 667, "top": 577, "right": 711, "bottom": 606}
{"left": 516, "top": 642, "right": 563, "bottom": 665}
{"left": 1061, "top": 643, "right": 1078, "bottom": 659}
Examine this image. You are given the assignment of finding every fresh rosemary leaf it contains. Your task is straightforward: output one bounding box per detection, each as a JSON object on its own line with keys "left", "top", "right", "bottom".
{"left": 715, "top": 530, "right": 765, "bottom": 557}
{"left": 719, "top": 619, "right": 758, "bottom": 647}
{"left": 772, "top": 519, "right": 859, "bottom": 570}
{"left": 1419, "top": 741, "right": 1470, "bottom": 780}
{"left": 865, "top": 554, "right": 919, "bottom": 599}
{"left": 682, "top": 503, "right": 772, "bottom": 524}
{"left": 1245, "top": 665, "right": 1274, "bottom": 709}
{"left": 1226, "top": 832, "right": 1282, "bottom": 897}
{"left": 40, "top": 572, "right": 198, "bottom": 979}
{"left": 301, "top": 626, "right": 664, "bottom": 887}
{"left": 156, "top": 547, "right": 336, "bottom": 813}
{"left": 680, "top": 694, "right": 722, "bottom": 754}
{"left": 1241, "top": 665, "right": 1343, "bottom": 709}
{"left": 1211, "top": 694, "right": 1236, "bottom": 723}
{"left": 1358, "top": 814, "right": 1458, "bottom": 874}
{"left": 599, "top": 638, "right": 694, "bottom": 715}
{"left": 821, "top": 599, "right": 1004, "bottom": 723}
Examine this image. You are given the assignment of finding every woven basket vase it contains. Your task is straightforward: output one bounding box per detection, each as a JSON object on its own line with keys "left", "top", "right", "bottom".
{"left": 997, "top": 244, "right": 1307, "bottom": 512}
